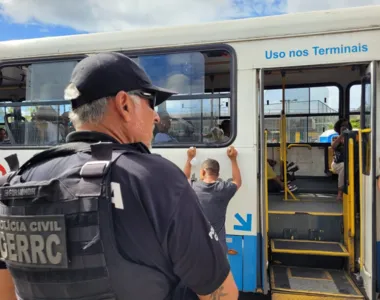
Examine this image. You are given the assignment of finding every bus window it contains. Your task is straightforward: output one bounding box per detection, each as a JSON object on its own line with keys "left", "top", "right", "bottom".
{"left": 0, "top": 61, "right": 76, "bottom": 146}
{"left": 349, "top": 84, "right": 361, "bottom": 129}
{"left": 0, "top": 48, "right": 234, "bottom": 148}
{"left": 349, "top": 83, "right": 371, "bottom": 130}
{"left": 264, "top": 85, "right": 340, "bottom": 143}
{"left": 146, "top": 51, "right": 233, "bottom": 147}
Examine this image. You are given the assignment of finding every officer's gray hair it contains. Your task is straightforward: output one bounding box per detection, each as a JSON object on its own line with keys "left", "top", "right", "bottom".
{"left": 64, "top": 83, "right": 141, "bottom": 128}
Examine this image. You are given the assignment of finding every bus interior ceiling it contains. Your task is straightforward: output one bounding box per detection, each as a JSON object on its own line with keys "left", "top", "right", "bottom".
{"left": 264, "top": 63, "right": 366, "bottom": 299}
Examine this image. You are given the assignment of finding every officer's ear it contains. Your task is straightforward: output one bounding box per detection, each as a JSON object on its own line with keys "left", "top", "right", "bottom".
{"left": 114, "top": 91, "right": 132, "bottom": 121}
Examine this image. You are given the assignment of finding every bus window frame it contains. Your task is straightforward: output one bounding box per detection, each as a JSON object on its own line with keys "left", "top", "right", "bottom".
{"left": 346, "top": 80, "right": 361, "bottom": 119}
{"left": 0, "top": 43, "right": 237, "bottom": 150}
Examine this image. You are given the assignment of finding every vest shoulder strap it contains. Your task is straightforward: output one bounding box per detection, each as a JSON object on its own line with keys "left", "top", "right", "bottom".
{"left": 80, "top": 147, "right": 129, "bottom": 179}
{"left": 17, "top": 141, "right": 95, "bottom": 175}
{"left": 14, "top": 141, "right": 143, "bottom": 179}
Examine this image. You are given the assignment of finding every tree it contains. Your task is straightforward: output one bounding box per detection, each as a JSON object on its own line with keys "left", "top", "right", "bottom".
{"left": 350, "top": 118, "right": 360, "bottom": 129}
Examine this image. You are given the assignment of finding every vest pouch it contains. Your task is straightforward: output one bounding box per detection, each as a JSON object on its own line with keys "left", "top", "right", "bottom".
{"left": 0, "top": 144, "right": 131, "bottom": 300}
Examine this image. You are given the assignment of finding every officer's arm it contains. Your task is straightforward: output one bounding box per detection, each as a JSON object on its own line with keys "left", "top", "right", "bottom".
{"left": 198, "top": 271, "right": 238, "bottom": 300}
{"left": 167, "top": 183, "right": 238, "bottom": 300}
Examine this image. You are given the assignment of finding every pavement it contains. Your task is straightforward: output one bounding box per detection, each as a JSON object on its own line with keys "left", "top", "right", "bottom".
{"left": 239, "top": 292, "right": 271, "bottom": 299}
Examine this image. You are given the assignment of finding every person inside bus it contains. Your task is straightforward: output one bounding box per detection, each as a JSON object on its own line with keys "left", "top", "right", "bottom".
{"left": 0, "top": 128, "right": 6, "bottom": 141}
{"left": 0, "top": 128, "right": 11, "bottom": 144}
{"left": 331, "top": 118, "right": 352, "bottom": 201}
{"left": 183, "top": 146, "right": 242, "bottom": 254}
{"left": 153, "top": 112, "right": 178, "bottom": 143}
{"left": 183, "top": 120, "right": 196, "bottom": 142}
{"left": 220, "top": 119, "right": 230, "bottom": 138}
{"left": 30, "top": 106, "right": 65, "bottom": 145}
{"left": 267, "top": 160, "right": 298, "bottom": 193}
{"left": 204, "top": 126, "right": 225, "bottom": 143}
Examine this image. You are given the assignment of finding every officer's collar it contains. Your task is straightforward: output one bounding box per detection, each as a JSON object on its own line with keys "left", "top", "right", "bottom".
{"left": 66, "top": 131, "right": 151, "bottom": 154}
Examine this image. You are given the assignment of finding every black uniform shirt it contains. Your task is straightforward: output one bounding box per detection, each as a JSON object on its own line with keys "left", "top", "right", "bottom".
{"left": 16, "top": 131, "right": 231, "bottom": 299}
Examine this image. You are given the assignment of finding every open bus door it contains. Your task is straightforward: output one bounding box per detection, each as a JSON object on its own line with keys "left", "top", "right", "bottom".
{"left": 359, "top": 61, "right": 377, "bottom": 300}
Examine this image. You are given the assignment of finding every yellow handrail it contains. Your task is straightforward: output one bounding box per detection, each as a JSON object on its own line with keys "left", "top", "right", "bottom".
{"left": 280, "top": 116, "right": 297, "bottom": 201}
{"left": 348, "top": 138, "right": 355, "bottom": 238}
{"left": 264, "top": 130, "right": 268, "bottom": 232}
{"left": 362, "top": 128, "right": 372, "bottom": 134}
{"left": 287, "top": 144, "right": 312, "bottom": 150}
{"left": 358, "top": 130, "right": 363, "bottom": 270}
{"left": 281, "top": 73, "right": 287, "bottom": 200}
{"left": 281, "top": 115, "right": 287, "bottom": 200}
{"left": 279, "top": 72, "right": 297, "bottom": 201}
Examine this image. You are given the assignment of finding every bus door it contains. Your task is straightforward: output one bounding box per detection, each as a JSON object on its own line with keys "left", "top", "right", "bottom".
{"left": 258, "top": 68, "right": 269, "bottom": 294}
{"left": 359, "top": 61, "right": 377, "bottom": 300}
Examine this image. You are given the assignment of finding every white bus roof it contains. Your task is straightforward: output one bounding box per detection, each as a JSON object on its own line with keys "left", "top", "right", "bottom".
{"left": 1, "top": 5, "right": 380, "bottom": 60}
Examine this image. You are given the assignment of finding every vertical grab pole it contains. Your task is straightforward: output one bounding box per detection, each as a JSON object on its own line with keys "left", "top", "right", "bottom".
{"left": 348, "top": 137, "right": 355, "bottom": 272}
{"left": 349, "top": 138, "right": 355, "bottom": 238}
{"left": 281, "top": 72, "right": 288, "bottom": 200}
{"left": 280, "top": 72, "right": 297, "bottom": 201}
{"left": 358, "top": 130, "right": 364, "bottom": 270}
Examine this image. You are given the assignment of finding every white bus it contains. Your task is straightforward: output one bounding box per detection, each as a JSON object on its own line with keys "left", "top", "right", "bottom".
{"left": 0, "top": 4, "right": 379, "bottom": 299}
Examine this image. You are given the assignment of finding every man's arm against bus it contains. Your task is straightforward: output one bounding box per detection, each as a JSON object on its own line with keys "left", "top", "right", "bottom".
{"left": 0, "top": 269, "right": 17, "bottom": 300}
{"left": 183, "top": 147, "right": 196, "bottom": 180}
{"left": 166, "top": 183, "right": 238, "bottom": 300}
{"left": 227, "top": 146, "right": 242, "bottom": 190}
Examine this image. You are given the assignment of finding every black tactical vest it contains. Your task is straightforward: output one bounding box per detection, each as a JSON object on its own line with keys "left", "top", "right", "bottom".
{"left": 0, "top": 142, "right": 158, "bottom": 300}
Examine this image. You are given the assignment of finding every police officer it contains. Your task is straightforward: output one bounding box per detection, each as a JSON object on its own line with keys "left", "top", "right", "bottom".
{"left": 0, "top": 52, "right": 238, "bottom": 300}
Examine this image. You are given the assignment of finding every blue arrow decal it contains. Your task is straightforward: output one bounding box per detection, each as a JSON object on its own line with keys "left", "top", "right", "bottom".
{"left": 233, "top": 213, "right": 252, "bottom": 231}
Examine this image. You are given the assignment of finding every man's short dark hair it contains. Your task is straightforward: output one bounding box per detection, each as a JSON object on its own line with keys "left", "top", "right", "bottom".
{"left": 0, "top": 128, "right": 6, "bottom": 133}
{"left": 201, "top": 159, "right": 220, "bottom": 176}
{"left": 220, "top": 119, "right": 230, "bottom": 131}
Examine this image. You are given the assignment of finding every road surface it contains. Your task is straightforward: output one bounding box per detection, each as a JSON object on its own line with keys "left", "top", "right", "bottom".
{"left": 239, "top": 292, "right": 271, "bottom": 299}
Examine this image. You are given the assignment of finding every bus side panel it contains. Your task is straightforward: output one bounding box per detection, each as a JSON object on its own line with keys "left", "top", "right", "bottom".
{"left": 242, "top": 235, "right": 257, "bottom": 292}
{"left": 227, "top": 235, "right": 243, "bottom": 290}
{"left": 226, "top": 234, "right": 257, "bottom": 292}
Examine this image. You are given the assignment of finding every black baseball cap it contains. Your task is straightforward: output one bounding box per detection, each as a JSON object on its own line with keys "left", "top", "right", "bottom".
{"left": 66, "top": 52, "right": 177, "bottom": 109}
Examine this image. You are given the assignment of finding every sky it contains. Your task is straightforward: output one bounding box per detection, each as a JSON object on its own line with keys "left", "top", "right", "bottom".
{"left": 1, "top": 0, "right": 380, "bottom": 41}
{"left": 0, "top": 0, "right": 373, "bottom": 118}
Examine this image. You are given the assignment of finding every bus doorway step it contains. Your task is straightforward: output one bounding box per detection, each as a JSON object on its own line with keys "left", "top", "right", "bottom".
{"left": 271, "top": 239, "right": 349, "bottom": 257}
{"left": 270, "top": 265, "right": 364, "bottom": 300}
